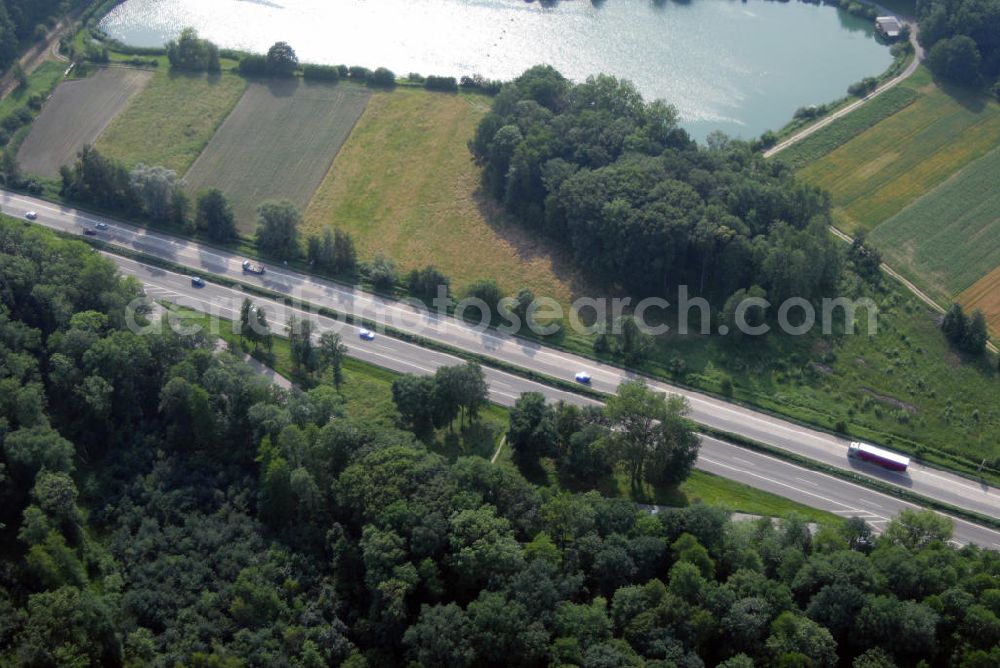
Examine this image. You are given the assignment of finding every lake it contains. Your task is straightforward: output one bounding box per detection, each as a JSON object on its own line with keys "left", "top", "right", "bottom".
{"left": 99, "top": 0, "right": 894, "bottom": 140}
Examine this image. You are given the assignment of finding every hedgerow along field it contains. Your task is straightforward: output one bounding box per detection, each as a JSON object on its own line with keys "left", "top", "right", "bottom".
{"left": 303, "top": 87, "right": 581, "bottom": 305}
{"left": 870, "top": 144, "right": 1000, "bottom": 306}
{"left": 95, "top": 69, "right": 247, "bottom": 174}
{"left": 774, "top": 86, "right": 918, "bottom": 170}
{"left": 797, "top": 67, "right": 1000, "bottom": 235}
{"left": 185, "top": 79, "right": 372, "bottom": 231}
{"left": 16, "top": 67, "right": 152, "bottom": 178}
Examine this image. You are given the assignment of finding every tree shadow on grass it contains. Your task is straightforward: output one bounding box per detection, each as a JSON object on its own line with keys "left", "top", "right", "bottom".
{"left": 166, "top": 69, "right": 226, "bottom": 89}
{"left": 513, "top": 456, "right": 690, "bottom": 508}
{"left": 473, "top": 187, "right": 602, "bottom": 303}
{"left": 932, "top": 75, "right": 990, "bottom": 114}
{"left": 431, "top": 420, "right": 502, "bottom": 462}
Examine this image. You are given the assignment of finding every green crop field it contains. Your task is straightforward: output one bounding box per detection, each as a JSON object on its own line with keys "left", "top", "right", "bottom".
{"left": 17, "top": 67, "right": 152, "bottom": 178}
{"left": 798, "top": 68, "right": 1000, "bottom": 235}
{"left": 775, "top": 86, "right": 918, "bottom": 170}
{"left": 95, "top": 69, "right": 247, "bottom": 174}
{"left": 303, "top": 87, "right": 582, "bottom": 304}
{"left": 184, "top": 79, "right": 371, "bottom": 232}
{"left": 870, "top": 144, "right": 1000, "bottom": 304}
{"left": 960, "top": 267, "right": 1000, "bottom": 334}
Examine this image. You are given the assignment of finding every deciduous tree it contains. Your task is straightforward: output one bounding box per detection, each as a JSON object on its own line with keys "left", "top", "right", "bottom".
{"left": 318, "top": 331, "right": 347, "bottom": 389}
{"left": 196, "top": 188, "right": 237, "bottom": 242}
{"left": 266, "top": 41, "right": 298, "bottom": 77}
{"left": 256, "top": 200, "right": 302, "bottom": 260}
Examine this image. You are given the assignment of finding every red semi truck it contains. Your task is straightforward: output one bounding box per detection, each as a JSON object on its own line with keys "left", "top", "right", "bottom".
{"left": 848, "top": 441, "right": 910, "bottom": 472}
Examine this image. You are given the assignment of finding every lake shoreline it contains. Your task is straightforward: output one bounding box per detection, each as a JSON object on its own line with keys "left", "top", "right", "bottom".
{"left": 95, "top": 0, "right": 895, "bottom": 140}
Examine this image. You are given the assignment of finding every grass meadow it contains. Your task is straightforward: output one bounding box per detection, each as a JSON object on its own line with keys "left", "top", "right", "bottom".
{"left": 95, "top": 69, "right": 247, "bottom": 175}
{"left": 303, "top": 87, "right": 583, "bottom": 304}
{"left": 651, "top": 281, "right": 1000, "bottom": 472}
{"left": 17, "top": 67, "right": 152, "bottom": 177}
{"left": 797, "top": 68, "right": 1000, "bottom": 235}
{"left": 184, "top": 79, "right": 371, "bottom": 231}
{"left": 870, "top": 145, "right": 1000, "bottom": 304}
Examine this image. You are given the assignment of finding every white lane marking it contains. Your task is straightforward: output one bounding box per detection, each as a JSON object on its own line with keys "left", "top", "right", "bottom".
{"left": 85, "top": 263, "right": 1000, "bottom": 545}
{"left": 698, "top": 454, "right": 877, "bottom": 516}
{"left": 86, "top": 248, "right": 1000, "bottom": 542}
{"left": 18, "top": 195, "right": 990, "bottom": 493}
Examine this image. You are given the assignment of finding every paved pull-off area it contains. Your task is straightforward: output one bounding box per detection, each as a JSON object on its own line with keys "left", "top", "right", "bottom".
{"left": 3, "top": 189, "right": 999, "bottom": 545}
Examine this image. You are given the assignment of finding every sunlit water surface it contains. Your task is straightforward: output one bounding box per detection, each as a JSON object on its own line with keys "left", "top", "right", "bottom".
{"left": 100, "top": 0, "right": 893, "bottom": 140}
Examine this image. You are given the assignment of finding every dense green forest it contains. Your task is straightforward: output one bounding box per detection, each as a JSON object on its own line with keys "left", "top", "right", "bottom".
{"left": 2, "top": 218, "right": 1000, "bottom": 665}
{"left": 917, "top": 0, "right": 1000, "bottom": 87}
{"left": 0, "top": 0, "right": 68, "bottom": 72}
{"left": 470, "top": 66, "right": 841, "bottom": 304}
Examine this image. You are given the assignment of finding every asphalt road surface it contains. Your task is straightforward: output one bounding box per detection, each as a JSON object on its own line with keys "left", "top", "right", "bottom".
{"left": 3, "top": 190, "right": 998, "bottom": 540}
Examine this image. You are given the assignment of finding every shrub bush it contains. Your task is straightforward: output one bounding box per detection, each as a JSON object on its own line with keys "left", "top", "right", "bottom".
{"left": 425, "top": 75, "right": 458, "bottom": 92}
{"left": 369, "top": 67, "right": 396, "bottom": 87}
{"left": 460, "top": 74, "right": 502, "bottom": 95}
{"left": 464, "top": 279, "right": 505, "bottom": 315}
{"left": 847, "top": 77, "right": 878, "bottom": 97}
{"left": 302, "top": 64, "right": 340, "bottom": 82}
{"left": 407, "top": 266, "right": 451, "bottom": 300}
{"left": 348, "top": 65, "right": 371, "bottom": 81}
{"left": 368, "top": 253, "right": 397, "bottom": 291}
{"left": 238, "top": 53, "right": 268, "bottom": 76}
{"left": 2, "top": 108, "right": 33, "bottom": 132}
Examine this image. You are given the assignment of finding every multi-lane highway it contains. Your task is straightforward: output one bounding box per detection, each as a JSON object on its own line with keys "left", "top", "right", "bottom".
{"left": 3, "top": 189, "right": 999, "bottom": 541}
{"left": 113, "top": 254, "right": 1000, "bottom": 547}
{"left": 108, "top": 254, "right": 1000, "bottom": 549}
